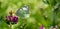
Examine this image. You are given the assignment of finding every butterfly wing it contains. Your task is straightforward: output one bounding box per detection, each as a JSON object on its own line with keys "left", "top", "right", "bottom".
{"left": 16, "top": 5, "right": 30, "bottom": 18}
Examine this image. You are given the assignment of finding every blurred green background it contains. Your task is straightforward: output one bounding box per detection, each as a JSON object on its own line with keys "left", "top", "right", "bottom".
{"left": 0, "top": 0, "right": 60, "bottom": 29}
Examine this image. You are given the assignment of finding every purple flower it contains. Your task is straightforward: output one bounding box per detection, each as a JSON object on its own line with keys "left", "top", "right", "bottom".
{"left": 11, "top": 16, "right": 18, "bottom": 23}
{"left": 40, "top": 25, "right": 45, "bottom": 29}
{"left": 6, "top": 16, "right": 18, "bottom": 24}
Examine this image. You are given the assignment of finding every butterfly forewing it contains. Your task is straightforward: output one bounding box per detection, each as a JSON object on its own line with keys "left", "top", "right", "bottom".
{"left": 16, "top": 5, "right": 30, "bottom": 18}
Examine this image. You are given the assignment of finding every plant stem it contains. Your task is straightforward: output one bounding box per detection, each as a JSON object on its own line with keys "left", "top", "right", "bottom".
{"left": 10, "top": 22, "right": 12, "bottom": 29}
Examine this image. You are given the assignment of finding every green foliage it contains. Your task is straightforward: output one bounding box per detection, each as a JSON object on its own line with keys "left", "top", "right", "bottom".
{"left": 0, "top": 0, "right": 60, "bottom": 29}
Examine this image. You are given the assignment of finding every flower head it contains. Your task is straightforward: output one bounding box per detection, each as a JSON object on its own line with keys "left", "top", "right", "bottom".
{"left": 6, "top": 10, "right": 18, "bottom": 25}
{"left": 40, "top": 24, "right": 45, "bottom": 29}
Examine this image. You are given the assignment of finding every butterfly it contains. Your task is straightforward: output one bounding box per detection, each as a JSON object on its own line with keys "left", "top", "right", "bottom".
{"left": 16, "top": 5, "right": 30, "bottom": 18}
